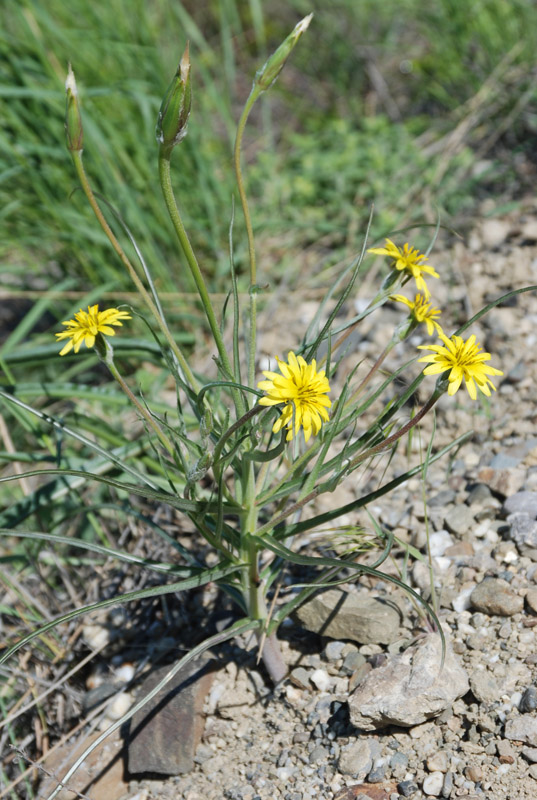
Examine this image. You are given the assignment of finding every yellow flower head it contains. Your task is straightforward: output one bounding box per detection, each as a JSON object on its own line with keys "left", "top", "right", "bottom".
{"left": 258, "top": 351, "right": 331, "bottom": 443}
{"left": 368, "top": 238, "right": 439, "bottom": 297}
{"left": 56, "top": 304, "right": 131, "bottom": 356}
{"left": 391, "top": 293, "right": 443, "bottom": 336}
{"left": 418, "top": 331, "right": 503, "bottom": 400}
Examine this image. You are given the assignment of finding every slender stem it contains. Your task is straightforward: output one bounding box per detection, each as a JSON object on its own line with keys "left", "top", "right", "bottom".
{"left": 233, "top": 88, "right": 260, "bottom": 395}
{"left": 158, "top": 154, "right": 240, "bottom": 405}
{"left": 102, "top": 347, "right": 175, "bottom": 456}
{"left": 70, "top": 151, "right": 197, "bottom": 391}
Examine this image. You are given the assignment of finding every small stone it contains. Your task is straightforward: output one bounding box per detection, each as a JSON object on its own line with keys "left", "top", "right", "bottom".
{"left": 338, "top": 740, "right": 374, "bottom": 777}
{"left": 105, "top": 691, "right": 133, "bottom": 721}
{"left": 324, "top": 640, "right": 346, "bottom": 662}
{"left": 310, "top": 668, "right": 331, "bottom": 692}
{"left": 497, "top": 740, "right": 516, "bottom": 759}
{"left": 520, "top": 686, "right": 537, "bottom": 712}
{"left": 290, "top": 667, "right": 312, "bottom": 689}
{"left": 470, "top": 578, "right": 524, "bottom": 616}
{"left": 529, "top": 764, "right": 537, "bottom": 780}
{"left": 426, "top": 750, "right": 449, "bottom": 773}
{"left": 477, "top": 466, "right": 526, "bottom": 498}
{"left": 441, "top": 771, "right": 453, "bottom": 798}
{"left": 522, "top": 746, "right": 537, "bottom": 763}
{"left": 481, "top": 218, "right": 510, "bottom": 248}
{"left": 508, "top": 513, "right": 537, "bottom": 557}
{"left": 526, "top": 588, "right": 537, "bottom": 614}
{"left": 309, "top": 744, "right": 329, "bottom": 764}
{"left": 342, "top": 651, "right": 366, "bottom": 675}
{"left": 465, "top": 764, "right": 483, "bottom": 782}
{"left": 444, "top": 506, "right": 474, "bottom": 537}
{"left": 398, "top": 780, "right": 419, "bottom": 797}
{"left": 294, "top": 589, "right": 401, "bottom": 645}
{"left": 367, "top": 763, "right": 386, "bottom": 783}
{"left": 467, "top": 484, "right": 494, "bottom": 506}
{"left": 422, "top": 771, "right": 444, "bottom": 796}
{"left": 504, "top": 491, "right": 537, "bottom": 519}
{"left": 504, "top": 715, "right": 537, "bottom": 746}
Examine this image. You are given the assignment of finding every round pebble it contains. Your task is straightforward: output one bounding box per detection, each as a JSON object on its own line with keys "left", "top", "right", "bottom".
{"left": 422, "top": 771, "right": 444, "bottom": 796}
{"left": 520, "top": 686, "right": 537, "bottom": 713}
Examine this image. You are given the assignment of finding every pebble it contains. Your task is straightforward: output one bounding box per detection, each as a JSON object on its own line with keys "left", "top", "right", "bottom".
{"left": 504, "top": 716, "right": 537, "bottom": 746}
{"left": 426, "top": 750, "right": 450, "bottom": 773}
{"left": 398, "top": 780, "right": 419, "bottom": 797}
{"left": 526, "top": 588, "right": 537, "bottom": 613}
{"left": 519, "top": 686, "right": 537, "bottom": 712}
{"left": 504, "top": 491, "right": 537, "bottom": 518}
{"left": 470, "top": 578, "right": 524, "bottom": 616}
{"left": 422, "top": 770, "right": 444, "bottom": 796}
{"left": 337, "top": 740, "right": 373, "bottom": 777}
{"left": 444, "top": 505, "right": 474, "bottom": 537}
{"left": 310, "top": 669, "right": 331, "bottom": 692}
{"left": 522, "top": 747, "right": 537, "bottom": 763}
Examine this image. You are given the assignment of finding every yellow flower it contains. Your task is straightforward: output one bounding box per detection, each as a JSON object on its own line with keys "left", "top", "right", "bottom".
{"left": 368, "top": 238, "right": 439, "bottom": 297}
{"left": 258, "top": 351, "right": 331, "bottom": 442}
{"left": 56, "top": 304, "right": 131, "bottom": 356}
{"left": 418, "top": 332, "right": 503, "bottom": 400}
{"left": 391, "top": 293, "right": 443, "bottom": 336}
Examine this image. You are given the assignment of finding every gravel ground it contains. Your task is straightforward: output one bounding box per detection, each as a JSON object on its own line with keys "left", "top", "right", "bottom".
{"left": 28, "top": 203, "right": 537, "bottom": 800}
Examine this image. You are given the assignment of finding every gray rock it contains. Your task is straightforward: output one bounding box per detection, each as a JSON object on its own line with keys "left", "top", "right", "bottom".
{"left": 467, "top": 483, "right": 494, "bottom": 506}
{"left": 444, "top": 505, "right": 474, "bottom": 537}
{"left": 290, "top": 667, "right": 312, "bottom": 689}
{"left": 470, "top": 577, "right": 524, "bottom": 616}
{"left": 504, "top": 716, "right": 537, "bottom": 746}
{"left": 348, "top": 634, "right": 469, "bottom": 731}
{"left": 337, "top": 740, "right": 374, "bottom": 777}
{"left": 294, "top": 589, "right": 400, "bottom": 645}
{"left": 324, "top": 640, "right": 346, "bottom": 662}
{"left": 490, "top": 453, "right": 522, "bottom": 470}
{"left": 469, "top": 671, "right": 500, "bottom": 704}
{"left": 522, "top": 747, "right": 537, "bottom": 763}
{"left": 520, "top": 686, "right": 537, "bottom": 713}
{"left": 442, "top": 771, "right": 453, "bottom": 798}
{"left": 507, "top": 513, "right": 537, "bottom": 557}
{"left": 398, "top": 780, "right": 419, "bottom": 797}
{"left": 308, "top": 744, "right": 329, "bottom": 763}
{"left": 128, "top": 656, "right": 215, "bottom": 775}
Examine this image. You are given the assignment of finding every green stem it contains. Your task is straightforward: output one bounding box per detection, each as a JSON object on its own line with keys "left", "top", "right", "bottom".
{"left": 70, "top": 151, "right": 197, "bottom": 391}
{"left": 158, "top": 153, "right": 240, "bottom": 408}
{"left": 233, "top": 88, "right": 261, "bottom": 396}
{"left": 100, "top": 342, "right": 175, "bottom": 456}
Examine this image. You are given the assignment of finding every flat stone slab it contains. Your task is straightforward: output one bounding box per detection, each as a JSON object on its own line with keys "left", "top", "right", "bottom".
{"left": 128, "top": 655, "right": 215, "bottom": 776}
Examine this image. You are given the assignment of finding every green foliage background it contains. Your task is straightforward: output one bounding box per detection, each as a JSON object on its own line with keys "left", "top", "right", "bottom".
{"left": 2, "top": 0, "right": 536, "bottom": 298}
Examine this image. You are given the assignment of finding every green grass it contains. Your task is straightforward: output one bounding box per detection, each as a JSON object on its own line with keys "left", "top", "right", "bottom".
{"left": 1, "top": 0, "right": 536, "bottom": 305}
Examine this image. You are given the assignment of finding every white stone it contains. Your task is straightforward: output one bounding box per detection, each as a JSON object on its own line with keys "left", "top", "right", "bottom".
{"left": 310, "top": 668, "right": 331, "bottom": 692}
{"left": 422, "top": 771, "right": 444, "bottom": 796}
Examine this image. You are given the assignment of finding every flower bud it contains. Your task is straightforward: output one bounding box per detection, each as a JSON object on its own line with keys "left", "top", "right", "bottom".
{"left": 254, "top": 14, "right": 313, "bottom": 93}
{"left": 65, "top": 64, "right": 83, "bottom": 152}
{"left": 156, "top": 43, "right": 191, "bottom": 156}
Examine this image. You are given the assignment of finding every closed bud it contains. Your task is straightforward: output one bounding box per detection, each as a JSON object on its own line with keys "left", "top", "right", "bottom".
{"left": 65, "top": 64, "right": 83, "bottom": 152}
{"left": 156, "top": 43, "right": 191, "bottom": 156}
{"left": 254, "top": 13, "right": 312, "bottom": 93}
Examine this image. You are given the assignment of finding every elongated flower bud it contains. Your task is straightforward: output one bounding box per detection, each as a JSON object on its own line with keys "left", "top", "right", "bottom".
{"left": 254, "top": 14, "right": 313, "bottom": 92}
{"left": 156, "top": 43, "right": 191, "bottom": 156}
{"left": 65, "top": 64, "right": 83, "bottom": 152}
